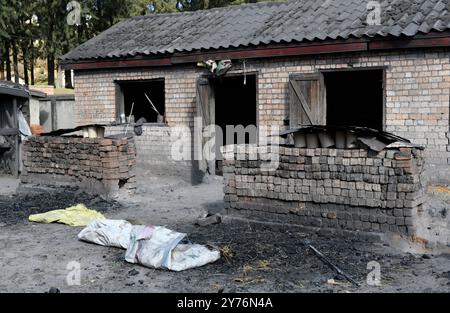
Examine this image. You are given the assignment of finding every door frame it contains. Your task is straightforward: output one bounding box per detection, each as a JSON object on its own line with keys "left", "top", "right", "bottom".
{"left": 196, "top": 71, "right": 259, "bottom": 174}
{"left": 319, "top": 66, "right": 388, "bottom": 131}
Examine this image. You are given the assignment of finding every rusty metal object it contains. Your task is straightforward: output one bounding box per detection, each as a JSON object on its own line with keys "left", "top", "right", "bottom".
{"left": 308, "top": 244, "right": 360, "bottom": 287}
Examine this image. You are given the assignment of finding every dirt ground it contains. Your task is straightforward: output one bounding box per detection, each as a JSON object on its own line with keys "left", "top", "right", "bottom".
{"left": 1, "top": 175, "right": 450, "bottom": 293}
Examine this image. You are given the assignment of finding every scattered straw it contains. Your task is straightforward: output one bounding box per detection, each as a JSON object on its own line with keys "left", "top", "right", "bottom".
{"left": 220, "top": 245, "right": 234, "bottom": 261}
{"left": 428, "top": 185, "right": 450, "bottom": 195}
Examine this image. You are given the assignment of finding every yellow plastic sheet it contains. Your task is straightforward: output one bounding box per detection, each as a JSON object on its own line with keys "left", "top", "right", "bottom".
{"left": 29, "top": 204, "right": 105, "bottom": 227}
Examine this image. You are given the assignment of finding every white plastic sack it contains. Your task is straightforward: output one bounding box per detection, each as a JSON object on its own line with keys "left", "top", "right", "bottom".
{"left": 77, "top": 219, "right": 133, "bottom": 249}
{"left": 125, "top": 225, "right": 220, "bottom": 271}
{"left": 78, "top": 219, "right": 221, "bottom": 271}
{"left": 170, "top": 244, "right": 221, "bottom": 272}
{"left": 125, "top": 225, "right": 186, "bottom": 270}
{"left": 18, "top": 110, "right": 32, "bottom": 140}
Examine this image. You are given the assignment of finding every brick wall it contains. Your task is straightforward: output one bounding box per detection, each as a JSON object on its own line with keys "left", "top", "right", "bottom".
{"left": 106, "top": 125, "right": 202, "bottom": 184}
{"left": 74, "top": 65, "right": 201, "bottom": 127}
{"left": 74, "top": 49, "right": 450, "bottom": 171}
{"left": 21, "top": 136, "right": 137, "bottom": 195}
{"left": 222, "top": 144, "right": 425, "bottom": 236}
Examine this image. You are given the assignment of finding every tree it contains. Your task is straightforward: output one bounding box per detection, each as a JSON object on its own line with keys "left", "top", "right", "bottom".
{"left": 0, "top": 0, "right": 43, "bottom": 84}
{"left": 175, "top": 0, "right": 269, "bottom": 11}
{"left": 128, "top": 0, "right": 273, "bottom": 15}
{"left": 34, "top": 0, "right": 69, "bottom": 86}
{"left": 129, "top": 0, "right": 178, "bottom": 15}
{"left": 16, "top": 0, "right": 40, "bottom": 85}
{"left": 0, "top": 0, "right": 279, "bottom": 85}
{"left": 0, "top": 0, "right": 20, "bottom": 82}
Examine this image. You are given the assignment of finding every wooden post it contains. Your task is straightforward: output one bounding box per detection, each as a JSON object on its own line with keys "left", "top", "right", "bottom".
{"left": 12, "top": 97, "right": 19, "bottom": 178}
{"left": 51, "top": 97, "right": 57, "bottom": 131}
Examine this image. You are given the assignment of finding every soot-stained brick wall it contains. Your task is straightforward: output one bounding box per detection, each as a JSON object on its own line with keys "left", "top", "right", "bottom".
{"left": 222, "top": 145, "right": 425, "bottom": 236}
{"left": 21, "top": 136, "right": 137, "bottom": 195}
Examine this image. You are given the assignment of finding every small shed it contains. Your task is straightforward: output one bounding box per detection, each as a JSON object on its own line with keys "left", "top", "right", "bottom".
{"left": 0, "top": 81, "right": 30, "bottom": 177}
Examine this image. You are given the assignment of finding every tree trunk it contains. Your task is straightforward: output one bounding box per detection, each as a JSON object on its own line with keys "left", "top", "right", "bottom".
{"left": 30, "top": 59, "right": 35, "bottom": 86}
{"left": 5, "top": 42, "right": 11, "bottom": 81}
{"left": 0, "top": 61, "right": 4, "bottom": 80}
{"left": 47, "top": 54, "right": 55, "bottom": 86}
{"left": 23, "top": 51, "right": 29, "bottom": 85}
{"left": 12, "top": 41, "right": 19, "bottom": 84}
{"left": 64, "top": 69, "right": 73, "bottom": 89}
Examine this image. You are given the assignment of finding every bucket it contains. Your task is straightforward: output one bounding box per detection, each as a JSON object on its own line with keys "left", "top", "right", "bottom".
{"left": 88, "top": 126, "right": 98, "bottom": 138}
{"left": 318, "top": 131, "right": 335, "bottom": 148}
{"left": 306, "top": 133, "right": 319, "bottom": 148}
{"left": 82, "top": 127, "right": 89, "bottom": 138}
{"left": 346, "top": 131, "right": 357, "bottom": 149}
{"left": 97, "top": 127, "right": 105, "bottom": 138}
{"left": 335, "top": 130, "right": 346, "bottom": 149}
{"left": 293, "top": 133, "right": 306, "bottom": 148}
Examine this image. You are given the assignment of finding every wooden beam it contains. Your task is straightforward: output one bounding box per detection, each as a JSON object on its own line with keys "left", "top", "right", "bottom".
{"left": 369, "top": 36, "right": 450, "bottom": 50}
{"left": 61, "top": 33, "right": 450, "bottom": 70}
{"left": 63, "top": 57, "right": 173, "bottom": 70}
{"left": 172, "top": 42, "right": 369, "bottom": 64}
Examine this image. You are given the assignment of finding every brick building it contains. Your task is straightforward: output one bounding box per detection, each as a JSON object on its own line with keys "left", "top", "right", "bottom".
{"left": 61, "top": 0, "right": 450, "bottom": 183}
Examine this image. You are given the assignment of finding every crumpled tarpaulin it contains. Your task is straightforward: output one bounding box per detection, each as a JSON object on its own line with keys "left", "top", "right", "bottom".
{"left": 78, "top": 219, "right": 221, "bottom": 271}
{"left": 28, "top": 204, "right": 105, "bottom": 227}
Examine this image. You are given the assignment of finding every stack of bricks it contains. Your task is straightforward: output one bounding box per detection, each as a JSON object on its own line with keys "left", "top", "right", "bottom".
{"left": 222, "top": 145, "right": 425, "bottom": 236}
{"left": 21, "top": 136, "right": 137, "bottom": 195}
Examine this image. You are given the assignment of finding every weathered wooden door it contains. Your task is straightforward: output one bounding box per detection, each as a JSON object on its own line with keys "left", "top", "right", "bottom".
{"left": 289, "top": 73, "right": 326, "bottom": 127}
{"left": 196, "top": 77, "right": 215, "bottom": 174}
{"left": 0, "top": 96, "right": 19, "bottom": 177}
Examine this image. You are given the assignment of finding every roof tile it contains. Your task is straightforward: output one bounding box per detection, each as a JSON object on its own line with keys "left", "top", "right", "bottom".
{"left": 62, "top": 0, "right": 450, "bottom": 62}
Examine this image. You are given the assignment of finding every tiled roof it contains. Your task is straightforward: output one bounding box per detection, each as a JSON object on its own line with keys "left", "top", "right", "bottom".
{"left": 61, "top": 0, "right": 450, "bottom": 62}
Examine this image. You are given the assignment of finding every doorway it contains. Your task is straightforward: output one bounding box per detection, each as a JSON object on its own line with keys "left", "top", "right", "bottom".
{"left": 213, "top": 74, "right": 257, "bottom": 174}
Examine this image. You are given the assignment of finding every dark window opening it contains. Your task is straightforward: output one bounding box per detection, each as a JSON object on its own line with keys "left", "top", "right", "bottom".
{"left": 119, "top": 79, "right": 165, "bottom": 123}
{"left": 213, "top": 74, "right": 257, "bottom": 174}
{"left": 323, "top": 70, "right": 384, "bottom": 131}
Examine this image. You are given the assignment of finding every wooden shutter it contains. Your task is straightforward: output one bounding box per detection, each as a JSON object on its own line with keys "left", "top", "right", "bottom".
{"left": 196, "top": 77, "right": 215, "bottom": 174}
{"left": 289, "top": 73, "right": 326, "bottom": 127}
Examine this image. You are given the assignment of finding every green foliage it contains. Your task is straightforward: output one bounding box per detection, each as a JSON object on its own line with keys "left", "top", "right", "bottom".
{"left": 130, "top": 0, "right": 179, "bottom": 15}
{"left": 175, "top": 0, "right": 268, "bottom": 11}
{"left": 0, "top": 0, "right": 280, "bottom": 84}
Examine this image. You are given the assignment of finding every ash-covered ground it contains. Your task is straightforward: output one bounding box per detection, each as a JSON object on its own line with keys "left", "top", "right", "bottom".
{"left": 0, "top": 176, "right": 450, "bottom": 293}
{"left": 0, "top": 186, "right": 121, "bottom": 226}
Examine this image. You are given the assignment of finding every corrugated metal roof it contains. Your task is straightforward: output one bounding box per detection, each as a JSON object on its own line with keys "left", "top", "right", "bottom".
{"left": 61, "top": 0, "right": 450, "bottom": 62}
{"left": 0, "top": 81, "right": 29, "bottom": 98}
